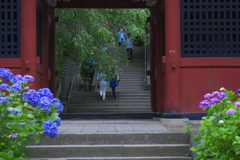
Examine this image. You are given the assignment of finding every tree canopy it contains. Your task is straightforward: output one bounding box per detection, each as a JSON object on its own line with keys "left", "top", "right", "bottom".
{"left": 55, "top": 8, "right": 150, "bottom": 83}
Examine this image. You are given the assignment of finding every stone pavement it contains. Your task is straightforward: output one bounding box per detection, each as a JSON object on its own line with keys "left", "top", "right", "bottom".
{"left": 58, "top": 119, "right": 201, "bottom": 134}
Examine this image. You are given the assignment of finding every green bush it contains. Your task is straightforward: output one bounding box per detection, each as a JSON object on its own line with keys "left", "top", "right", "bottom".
{"left": 191, "top": 87, "right": 240, "bottom": 160}
{"left": 0, "top": 68, "right": 64, "bottom": 159}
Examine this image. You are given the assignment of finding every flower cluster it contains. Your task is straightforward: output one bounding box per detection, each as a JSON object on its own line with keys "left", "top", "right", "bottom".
{"left": 0, "top": 68, "right": 65, "bottom": 159}
{"left": 43, "top": 120, "right": 58, "bottom": 139}
{"left": 191, "top": 87, "right": 240, "bottom": 159}
{"left": 199, "top": 90, "right": 227, "bottom": 108}
{"left": 23, "top": 88, "right": 64, "bottom": 112}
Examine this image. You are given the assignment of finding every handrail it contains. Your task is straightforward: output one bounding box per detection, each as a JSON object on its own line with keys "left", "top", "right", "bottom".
{"left": 64, "top": 76, "right": 76, "bottom": 113}
{"left": 67, "top": 76, "right": 76, "bottom": 101}
{"left": 56, "top": 83, "right": 61, "bottom": 98}
{"left": 144, "top": 36, "right": 147, "bottom": 83}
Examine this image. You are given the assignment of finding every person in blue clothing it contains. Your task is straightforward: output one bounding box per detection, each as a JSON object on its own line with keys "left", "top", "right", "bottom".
{"left": 126, "top": 33, "right": 134, "bottom": 62}
{"left": 117, "top": 28, "right": 126, "bottom": 47}
{"left": 109, "top": 69, "right": 120, "bottom": 100}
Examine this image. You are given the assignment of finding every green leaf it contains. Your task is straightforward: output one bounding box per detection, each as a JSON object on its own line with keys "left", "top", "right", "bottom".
{"left": 18, "top": 130, "right": 29, "bottom": 137}
{"left": 15, "top": 105, "right": 23, "bottom": 112}
{"left": 32, "top": 135, "right": 40, "bottom": 144}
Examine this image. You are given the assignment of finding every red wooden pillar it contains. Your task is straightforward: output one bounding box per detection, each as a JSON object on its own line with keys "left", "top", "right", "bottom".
{"left": 150, "top": 7, "right": 157, "bottom": 112}
{"left": 50, "top": 11, "right": 57, "bottom": 95}
{"left": 21, "top": 0, "right": 37, "bottom": 89}
{"left": 155, "top": 1, "right": 164, "bottom": 112}
{"left": 41, "top": 2, "right": 49, "bottom": 88}
{"left": 164, "top": 0, "right": 181, "bottom": 112}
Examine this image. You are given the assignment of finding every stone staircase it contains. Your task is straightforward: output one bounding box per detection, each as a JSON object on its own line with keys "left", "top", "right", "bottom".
{"left": 27, "top": 131, "right": 192, "bottom": 160}
{"left": 67, "top": 46, "right": 152, "bottom": 114}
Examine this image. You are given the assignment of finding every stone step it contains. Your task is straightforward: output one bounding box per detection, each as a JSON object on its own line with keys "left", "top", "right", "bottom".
{"left": 68, "top": 109, "right": 152, "bottom": 113}
{"left": 28, "top": 144, "right": 190, "bottom": 158}
{"left": 71, "top": 98, "right": 150, "bottom": 102}
{"left": 34, "top": 133, "right": 190, "bottom": 145}
{"left": 27, "top": 157, "right": 192, "bottom": 160}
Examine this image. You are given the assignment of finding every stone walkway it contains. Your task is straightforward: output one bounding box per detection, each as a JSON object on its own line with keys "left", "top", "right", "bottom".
{"left": 58, "top": 119, "right": 201, "bottom": 134}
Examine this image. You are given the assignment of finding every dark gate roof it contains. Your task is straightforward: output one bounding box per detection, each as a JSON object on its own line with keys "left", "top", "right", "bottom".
{"left": 56, "top": 0, "right": 149, "bottom": 8}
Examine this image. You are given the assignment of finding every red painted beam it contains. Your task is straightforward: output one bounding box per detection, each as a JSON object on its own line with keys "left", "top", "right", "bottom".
{"left": 180, "top": 57, "right": 240, "bottom": 67}
{"left": 56, "top": 0, "right": 148, "bottom": 8}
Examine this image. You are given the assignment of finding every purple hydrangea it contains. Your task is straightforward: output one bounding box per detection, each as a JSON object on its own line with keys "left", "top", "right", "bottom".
{"left": 23, "top": 89, "right": 40, "bottom": 107}
{"left": 38, "top": 88, "right": 54, "bottom": 99}
{"left": 10, "top": 83, "right": 23, "bottom": 91}
{"left": 23, "top": 75, "right": 34, "bottom": 82}
{"left": 0, "top": 97, "right": 9, "bottom": 103}
{"left": 217, "top": 92, "right": 226, "bottom": 99}
{"left": 211, "top": 91, "right": 219, "bottom": 97}
{"left": 8, "top": 133, "right": 18, "bottom": 139}
{"left": 210, "top": 97, "right": 219, "bottom": 104}
{"left": 54, "top": 117, "right": 62, "bottom": 127}
{"left": 204, "top": 93, "right": 212, "bottom": 99}
{"left": 7, "top": 107, "right": 20, "bottom": 114}
{"left": 199, "top": 100, "right": 211, "bottom": 108}
{"left": 226, "top": 109, "right": 237, "bottom": 114}
{"left": 0, "top": 83, "right": 9, "bottom": 90}
{"left": 238, "top": 88, "right": 240, "bottom": 93}
{"left": 52, "top": 98, "right": 64, "bottom": 113}
{"left": 44, "top": 120, "right": 58, "bottom": 139}
{"left": 234, "top": 102, "right": 240, "bottom": 107}
{"left": 0, "top": 68, "right": 14, "bottom": 82}
{"left": 38, "top": 97, "right": 52, "bottom": 111}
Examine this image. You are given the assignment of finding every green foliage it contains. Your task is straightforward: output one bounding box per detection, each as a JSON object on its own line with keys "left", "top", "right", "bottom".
{"left": 55, "top": 9, "right": 150, "bottom": 84}
{"left": 190, "top": 87, "right": 240, "bottom": 160}
{"left": 183, "top": 125, "right": 192, "bottom": 134}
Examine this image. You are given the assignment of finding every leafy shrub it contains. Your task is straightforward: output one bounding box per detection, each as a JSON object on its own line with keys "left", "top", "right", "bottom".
{"left": 191, "top": 87, "right": 240, "bottom": 160}
{"left": 0, "top": 68, "right": 64, "bottom": 159}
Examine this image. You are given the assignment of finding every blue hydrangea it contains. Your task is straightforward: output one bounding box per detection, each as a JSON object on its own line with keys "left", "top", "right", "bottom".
{"left": 44, "top": 120, "right": 58, "bottom": 139}
{"left": 23, "top": 89, "right": 40, "bottom": 107}
{"left": 0, "top": 83, "right": 9, "bottom": 90}
{"left": 10, "top": 83, "right": 23, "bottom": 91}
{"left": 23, "top": 75, "right": 34, "bottom": 82}
{"left": 0, "top": 97, "right": 9, "bottom": 103}
{"left": 37, "top": 88, "right": 54, "bottom": 99}
{"left": 54, "top": 117, "right": 62, "bottom": 127}
{"left": 238, "top": 88, "right": 240, "bottom": 93}
{"left": 38, "top": 97, "right": 52, "bottom": 111}
{"left": 13, "top": 74, "right": 24, "bottom": 84}
{"left": 52, "top": 98, "right": 64, "bottom": 113}
{"left": 0, "top": 68, "right": 14, "bottom": 82}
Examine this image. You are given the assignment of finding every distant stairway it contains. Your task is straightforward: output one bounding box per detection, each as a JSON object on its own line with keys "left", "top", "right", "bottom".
{"left": 67, "top": 46, "right": 152, "bottom": 114}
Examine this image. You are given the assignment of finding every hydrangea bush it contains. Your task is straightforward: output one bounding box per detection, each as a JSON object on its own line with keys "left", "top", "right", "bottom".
{"left": 0, "top": 68, "right": 64, "bottom": 159}
{"left": 191, "top": 87, "right": 240, "bottom": 160}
